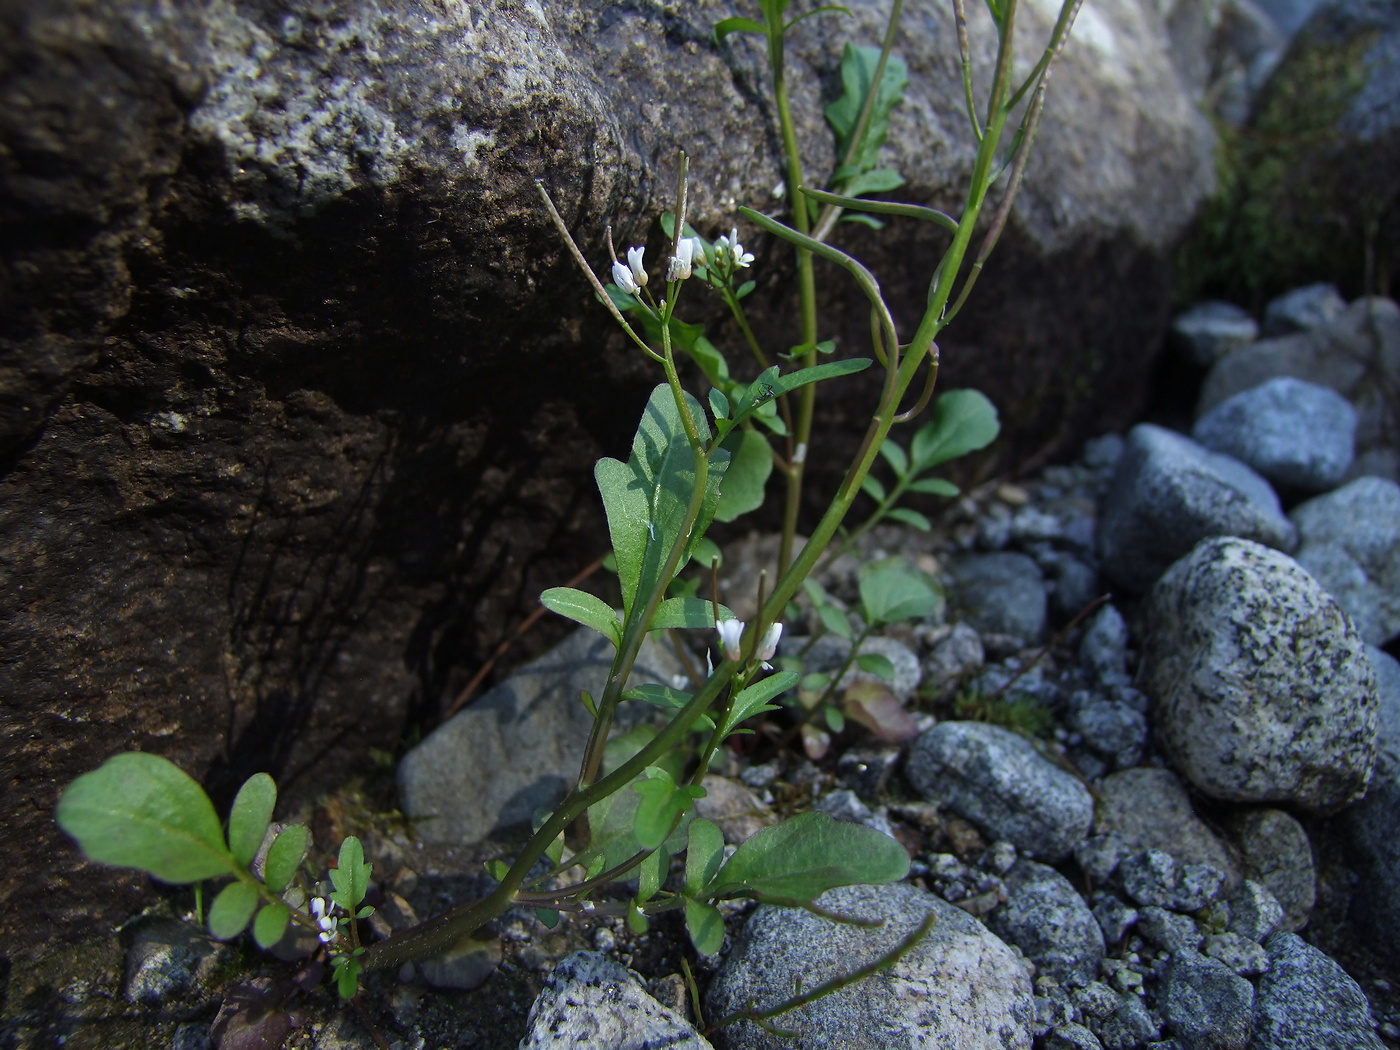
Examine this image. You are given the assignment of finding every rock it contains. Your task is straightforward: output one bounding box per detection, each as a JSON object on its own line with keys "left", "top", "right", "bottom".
{"left": 706, "top": 883, "right": 1035, "bottom": 1050}
{"left": 123, "top": 919, "right": 218, "bottom": 1006}
{"left": 1226, "top": 880, "right": 1286, "bottom": 943}
{"left": 1076, "top": 833, "right": 1135, "bottom": 882}
{"left": 1078, "top": 604, "right": 1131, "bottom": 684}
{"left": 1119, "top": 850, "right": 1229, "bottom": 912}
{"left": 1196, "top": 299, "right": 1400, "bottom": 486}
{"left": 1190, "top": 377, "right": 1356, "bottom": 494}
{"left": 1171, "top": 301, "right": 1259, "bottom": 368}
{"left": 1202, "top": 932, "right": 1270, "bottom": 977}
{"left": 520, "top": 952, "right": 712, "bottom": 1050}
{"left": 1161, "top": 949, "right": 1255, "bottom": 1050}
{"left": 835, "top": 748, "right": 902, "bottom": 800}
{"left": 1262, "top": 283, "right": 1347, "bottom": 337}
{"left": 417, "top": 936, "right": 501, "bottom": 992}
{"left": 1091, "top": 893, "right": 1140, "bottom": 946}
{"left": 398, "top": 627, "right": 683, "bottom": 843}
{"left": 1096, "top": 992, "right": 1160, "bottom": 1050}
{"left": 1094, "top": 768, "right": 1241, "bottom": 886}
{"left": 1067, "top": 690, "right": 1147, "bottom": 770}
{"left": 1342, "top": 774, "right": 1400, "bottom": 954}
{"left": 1140, "top": 537, "right": 1377, "bottom": 809}
{"left": 694, "top": 774, "right": 774, "bottom": 845}
{"left": 1254, "top": 0, "right": 1326, "bottom": 37}
{"left": 1097, "top": 425, "right": 1297, "bottom": 594}
{"left": 1048, "top": 554, "right": 1104, "bottom": 623}
{"left": 1046, "top": 1022, "right": 1104, "bottom": 1050}
{"left": 1226, "top": 809, "right": 1315, "bottom": 933}
{"left": 1290, "top": 476, "right": 1400, "bottom": 646}
{"left": 814, "top": 789, "right": 895, "bottom": 838}
{"left": 906, "top": 722, "right": 1094, "bottom": 862}
{"left": 1251, "top": 933, "right": 1385, "bottom": 1049}
{"left": 921, "top": 623, "right": 986, "bottom": 699}
{"left": 946, "top": 552, "right": 1048, "bottom": 643}
{"left": 985, "top": 860, "right": 1105, "bottom": 987}
{"left": 1137, "top": 907, "right": 1203, "bottom": 953}
{"left": 804, "top": 634, "right": 922, "bottom": 702}
{"left": 1368, "top": 645, "right": 1400, "bottom": 776}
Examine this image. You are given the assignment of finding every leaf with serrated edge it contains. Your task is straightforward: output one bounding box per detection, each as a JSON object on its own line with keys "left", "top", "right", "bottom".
{"left": 56, "top": 752, "right": 237, "bottom": 884}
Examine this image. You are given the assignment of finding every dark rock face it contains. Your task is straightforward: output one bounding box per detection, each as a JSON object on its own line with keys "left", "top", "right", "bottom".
{"left": 1, "top": 0, "right": 1214, "bottom": 953}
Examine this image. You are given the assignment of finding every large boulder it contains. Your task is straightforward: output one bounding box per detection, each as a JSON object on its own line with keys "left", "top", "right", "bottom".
{"left": 2, "top": 0, "right": 1214, "bottom": 956}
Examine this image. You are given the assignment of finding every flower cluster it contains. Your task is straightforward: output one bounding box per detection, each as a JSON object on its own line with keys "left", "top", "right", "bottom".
{"left": 612, "top": 246, "right": 648, "bottom": 296}
{"left": 716, "top": 618, "right": 783, "bottom": 669}
{"left": 310, "top": 896, "right": 339, "bottom": 945}
{"left": 711, "top": 228, "right": 754, "bottom": 272}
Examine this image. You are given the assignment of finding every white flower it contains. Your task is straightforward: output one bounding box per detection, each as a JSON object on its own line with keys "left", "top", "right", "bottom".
{"left": 667, "top": 237, "right": 699, "bottom": 281}
{"left": 757, "top": 622, "right": 783, "bottom": 665}
{"left": 612, "top": 259, "right": 639, "bottom": 296}
{"left": 310, "top": 896, "right": 338, "bottom": 944}
{"left": 627, "top": 245, "right": 648, "bottom": 288}
{"left": 713, "top": 228, "right": 754, "bottom": 271}
{"left": 716, "top": 618, "right": 745, "bottom": 663}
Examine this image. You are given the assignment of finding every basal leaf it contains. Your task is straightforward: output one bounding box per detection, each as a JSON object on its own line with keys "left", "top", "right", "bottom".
{"left": 56, "top": 752, "right": 237, "bottom": 884}
{"left": 855, "top": 653, "right": 896, "bottom": 680}
{"left": 638, "top": 846, "right": 668, "bottom": 904}
{"left": 858, "top": 558, "right": 942, "bottom": 625}
{"left": 330, "top": 836, "right": 371, "bottom": 913}
{"left": 684, "top": 897, "right": 725, "bottom": 955}
{"left": 252, "top": 902, "right": 291, "bottom": 949}
{"left": 263, "top": 823, "right": 308, "bottom": 893}
{"left": 540, "top": 587, "right": 622, "bottom": 647}
{"left": 714, "top": 15, "right": 766, "bottom": 44}
{"left": 227, "top": 773, "right": 276, "bottom": 868}
{"left": 713, "top": 429, "right": 773, "bottom": 523}
{"left": 841, "top": 167, "right": 906, "bottom": 199}
{"left": 824, "top": 44, "right": 909, "bottom": 175}
{"left": 686, "top": 819, "right": 725, "bottom": 899}
{"left": 208, "top": 880, "right": 260, "bottom": 940}
{"left": 595, "top": 456, "right": 649, "bottom": 617}
{"left": 706, "top": 811, "right": 909, "bottom": 903}
{"left": 909, "top": 389, "right": 1000, "bottom": 470}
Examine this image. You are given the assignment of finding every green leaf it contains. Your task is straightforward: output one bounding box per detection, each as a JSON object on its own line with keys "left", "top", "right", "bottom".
{"left": 824, "top": 704, "right": 846, "bottom": 732}
{"left": 252, "top": 903, "right": 291, "bottom": 949}
{"left": 878, "top": 438, "right": 909, "bottom": 477}
{"left": 333, "top": 956, "right": 362, "bottom": 999}
{"left": 485, "top": 859, "right": 510, "bottom": 882}
{"left": 540, "top": 587, "right": 622, "bottom": 647}
{"left": 886, "top": 507, "right": 932, "bottom": 531}
{"left": 208, "top": 880, "right": 260, "bottom": 940}
{"left": 624, "top": 684, "right": 715, "bottom": 732}
{"left": 721, "top": 671, "right": 800, "bottom": 737}
{"left": 910, "top": 389, "right": 1000, "bottom": 470}
{"left": 858, "top": 558, "right": 943, "bottom": 625}
{"left": 818, "top": 603, "right": 853, "bottom": 640}
{"left": 632, "top": 767, "right": 696, "bottom": 851}
{"left": 650, "top": 596, "right": 734, "bottom": 630}
{"left": 683, "top": 336, "right": 731, "bottom": 389}
{"left": 801, "top": 672, "right": 832, "bottom": 692}
{"left": 263, "top": 823, "right": 308, "bottom": 893}
{"left": 799, "top": 186, "right": 960, "bottom": 233}
{"left": 824, "top": 44, "right": 909, "bottom": 175}
{"left": 708, "top": 388, "right": 730, "bottom": 421}
{"left": 627, "top": 899, "right": 649, "bottom": 935}
{"left": 706, "top": 812, "right": 909, "bottom": 903}
{"left": 714, "top": 15, "right": 766, "bottom": 43}
{"left": 56, "top": 752, "right": 238, "bottom": 884}
{"left": 840, "top": 167, "right": 906, "bottom": 199}
{"left": 714, "top": 429, "right": 774, "bottom": 523}
{"left": 860, "top": 475, "right": 887, "bottom": 503}
{"left": 536, "top": 908, "right": 561, "bottom": 929}
{"left": 598, "top": 385, "right": 730, "bottom": 616}
{"left": 686, "top": 819, "right": 726, "bottom": 897}
{"left": 692, "top": 535, "right": 722, "bottom": 570}
{"left": 906, "top": 477, "right": 959, "bottom": 497}
{"left": 227, "top": 773, "right": 276, "bottom": 868}
{"left": 684, "top": 897, "right": 725, "bottom": 955}
{"left": 735, "top": 280, "right": 756, "bottom": 300}
{"left": 843, "top": 213, "right": 884, "bottom": 229}
{"left": 856, "top": 653, "right": 897, "bottom": 680}
{"left": 638, "top": 846, "right": 668, "bottom": 904}
{"left": 330, "top": 836, "right": 371, "bottom": 914}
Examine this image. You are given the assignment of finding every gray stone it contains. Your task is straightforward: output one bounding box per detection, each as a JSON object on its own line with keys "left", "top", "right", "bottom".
{"left": 1119, "top": 851, "right": 1228, "bottom": 912}
{"left": 1254, "top": 0, "right": 1326, "bottom": 37}
{"left": 1076, "top": 833, "right": 1135, "bottom": 882}
{"left": 1343, "top": 774, "right": 1400, "bottom": 954}
{"left": 1091, "top": 893, "right": 1140, "bottom": 946}
{"left": 947, "top": 552, "right": 1048, "bottom": 643}
{"left": 694, "top": 774, "right": 774, "bottom": 845}
{"left": 1202, "top": 932, "right": 1270, "bottom": 977}
{"left": 1227, "top": 809, "right": 1315, "bottom": 933}
{"left": 124, "top": 919, "right": 216, "bottom": 1006}
{"left": 1097, "top": 993, "right": 1160, "bottom": 1050}
{"left": 1073, "top": 982, "right": 1124, "bottom": 1022}
{"left": 1171, "top": 301, "right": 1259, "bottom": 368}
{"left": 921, "top": 622, "right": 985, "bottom": 699}
{"left": 1369, "top": 645, "right": 1400, "bottom": 776}
{"left": 1097, "top": 425, "right": 1297, "bottom": 594}
{"left": 1035, "top": 992, "right": 1079, "bottom": 1035}
{"left": 1094, "top": 769, "right": 1240, "bottom": 887}
{"left": 1291, "top": 476, "right": 1400, "bottom": 646}
{"left": 706, "top": 883, "right": 1035, "bottom": 1050}
{"left": 1137, "top": 907, "right": 1203, "bottom": 953}
{"left": 814, "top": 789, "right": 895, "bottom": 838}
{"left": 1079, "top": 604, "right": 1131, "bottom": 684}
{"left": 1141, "top": 537, "right": 1378, "bottom": 809}
{"left": 804, "top": 634, "right": 922, "bottom": 702}
{"left": 520, "top": 952, "right": 712, "bottom": 1050}
{"left": 170, "top": 1024, "right": 213, "bottom": 1050}
{"left": 985, "top": 860, "right": 1105, "bottom": 987}
{"left": 1191, "top": 377, "right": 1356, "bottom": 493}
{"left": 1046, "top": 1022, "right": 1104, "bottom": 1050}
{"left": 1251, "top": 933, "right": 1384, "bottom": 1049}
{"left": 907, "top": 721, "right": 1094, "bottom": 862}
{"left": 1262, "top": 283, "right": 1348, "bottom": 337}
{"left": 1067, "top": 690, "right": 1147, "bottom": 769}
{"left": 1226, "top": 880, "right": 1285, "bottom": 943}
{"left": 1082, "top": 434, "right": 1127, "bottom": 473}
{"left": 398, "top": 627, "right": 683, "bottom": 843}
{"left": 417, "top": 936, "right": 501, "bottom": 992}
{"left": 1049, "top": 555, "right": 1104, "bottom": 623}
{"left": 1161, "top": 949, "right": 1254, "bottom": 1050}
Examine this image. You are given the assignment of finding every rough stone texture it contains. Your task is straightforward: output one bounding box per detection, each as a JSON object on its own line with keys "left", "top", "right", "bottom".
{"left": 519, "top": 952, "right": 712, "bottom": 1050}
{"left": 946, "top": 552, "right": 1048, "bottom": 643}
{"left": 1197, "top": 298, "right": 1400, "bottom": 485}
{"left": 1097, "top": 993, "right": 1160, "bottom": 1050}
{"left": 920, "top": 623, "right": 985, "bottom": 700}
{"left": 1203, "top": 932, "right": 1271, "bottom": 977}
{"left": 1067, "top": 690, "right": 1147, "bottom": 770}
{"left": 398, "top": 627, "right": 682, "bottom": 843}
{"left": 1045, "top": 1023, "right": 1102, "bottom": 1050}
{"left": 1226, "top": 880, "right": 1286, "bottom": 943}
{"left": 1078, "top": 604, "right": 1131, "bottom": 684}
{"left": 906, "top": 721, "right": 1095, "bottom": 862}
{"left": 1226, "top": 808, "right": 1315, "bottom": 933}
{"left": 1137, "top": 907, "right": 1203, "bottom": 953}
{"left": 1342, "top": 773, "right": 1400, "bottom": 955}
{"left": 1094, "top": 768, "right": 1241, "bottom": 887}
{"left": 1161, "top": 949, "right": 1255, "bottom": 1050}
{"left": 706, "top": 882, "right": 1035, "bottom": 1050}
{"left": 1191, "top": 377, "right": 1356, "bottom": 493}
{"left": 1290, "top": 476, "right": 1400, "bottom": 646}
{"left": 1119, "top": 850, "right": 1229, "bottom": 912}
{"left": 1170, "top": 300, "right": 1259, "bottom": 368}
{"left": 1251, "top": 933, "right": 1385, "bottom": 1050}
{"left": 985, "top": 860, "right": 1105, "bottom": 987}
{"left": 1140, "top": 537, "right": 1378, "bottom": 810}
{"left": 694, "top": 774, "right": 774, "bottom": 845}
{"left": 123, "top": 919, "right": 219, "bottom": 1006}
{"left": 1097, "top": 424, "right": 1297, "bottom": 594}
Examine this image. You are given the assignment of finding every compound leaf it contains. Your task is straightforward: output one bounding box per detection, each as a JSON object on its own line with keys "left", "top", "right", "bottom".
{"left": 263, "top": 824, "right": 308, "bottom": 893}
